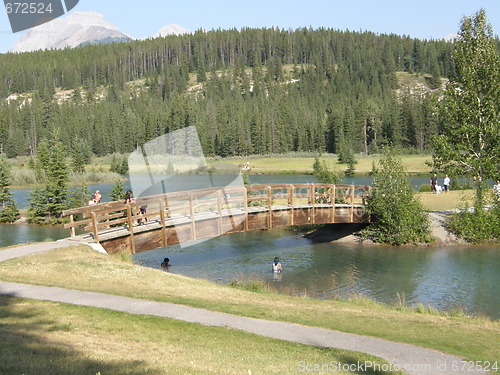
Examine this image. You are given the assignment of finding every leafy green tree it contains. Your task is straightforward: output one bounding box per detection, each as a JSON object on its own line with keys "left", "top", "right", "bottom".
{"left": 0, "top": 158, "right": 20, "bottom": 223}
{"left": 362, "top": 153, "right": 432, "bottom": 245}
{"left": 433, "top": 9, "right": 499, "bottom": 208}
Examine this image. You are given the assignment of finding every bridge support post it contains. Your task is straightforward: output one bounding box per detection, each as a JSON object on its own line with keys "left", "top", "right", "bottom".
{"left": 90, "top": 212, "right": 99, "bottom": 242}
{"left": 189, "top": 195, "right": 196, "bottom": 241}
{"left": 159, "top": 200, "right": 167, "bottom": 247}
{"left": 310, "top": 184, "right": 315, "bottom": 224}
{"left": 330, "top": 185, "right": 336, "bottom": 223}
{"left": 243, "top": 187, "right": 249, "bottom": 231}
{"left": 288, "top": 185, "right": 294, "bottom": 226}
{"left": 266, "top": 186, "right": 272, "bottom": 228}
{"left": 69, "top": 215, "right": 76, "bottom": 237}
{"left": 126, "top": 205, "right": 136, "bottom": 254}
{"left": 350, "top": 185, "right": 355, "bottom": 223}
{"left": 217, "top": 190, "right": 223, "bottom": 235}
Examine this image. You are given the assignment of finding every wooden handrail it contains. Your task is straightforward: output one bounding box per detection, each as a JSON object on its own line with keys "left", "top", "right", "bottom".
{"left": 62, "top": 184, "right": 371, "bottom": 240}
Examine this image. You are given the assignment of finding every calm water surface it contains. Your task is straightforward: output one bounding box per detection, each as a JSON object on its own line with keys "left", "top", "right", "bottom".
{"left": 134, "top": 229, "right": 500, "bottom": 319}
{"left": 0, "top": 223, "right": 69, "bottom": 247}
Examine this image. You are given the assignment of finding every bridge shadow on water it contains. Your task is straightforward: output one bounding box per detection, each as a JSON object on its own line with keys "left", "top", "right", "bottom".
{"left": 304, "top": 223, "right": 369, "bottom": 243}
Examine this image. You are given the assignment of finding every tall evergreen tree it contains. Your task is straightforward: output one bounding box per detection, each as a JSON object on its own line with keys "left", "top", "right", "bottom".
{"left": 0, "top": 158, "right": 20, "bottom": 223}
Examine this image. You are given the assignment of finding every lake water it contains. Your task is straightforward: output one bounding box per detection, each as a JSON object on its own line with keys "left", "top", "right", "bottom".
{"left": 134, "top": 228, "right": 500, "bottom": 320}
{"left": 5, "top": 174, "right": 499, "bottom": 319}
{"left": 0, "top": 223, "right": 70, "bottom": 247}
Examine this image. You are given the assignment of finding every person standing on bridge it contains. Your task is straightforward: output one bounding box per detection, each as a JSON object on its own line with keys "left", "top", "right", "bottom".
{"left": 124, "top": 190, "right": 133, "bottom": 204}
{"left": 94, "top": 190, "right": 102, "bottom": 204}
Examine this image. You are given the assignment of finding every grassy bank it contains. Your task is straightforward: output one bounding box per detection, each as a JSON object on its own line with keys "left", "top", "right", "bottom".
{"left": 417, "top": 190, "right": 475, "bottom": 212}
{"left": 209, "top": 154, "right": 433, "bottom": 175}
{"left": 1, "top": 295, "right": 399, "bottom": 375}
{"left": 0, "top": 245, "right": 497, "bottom": 366}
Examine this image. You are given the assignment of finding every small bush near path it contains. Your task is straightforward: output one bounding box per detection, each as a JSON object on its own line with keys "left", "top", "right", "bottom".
{"left": 448, "top": 193, "right": 500, "bottom": 243}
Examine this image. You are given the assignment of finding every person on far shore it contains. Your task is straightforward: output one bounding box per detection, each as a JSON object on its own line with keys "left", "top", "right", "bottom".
{"left": 430, "top": 174, "right": 438, "bottom": 193}
{"left": 443, "top": 175, "right": 451, "bottom": 193}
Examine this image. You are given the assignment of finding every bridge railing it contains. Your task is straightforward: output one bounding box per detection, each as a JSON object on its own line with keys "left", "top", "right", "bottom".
{"left": 62, "top": 183, "right": 370, "bottom": 242}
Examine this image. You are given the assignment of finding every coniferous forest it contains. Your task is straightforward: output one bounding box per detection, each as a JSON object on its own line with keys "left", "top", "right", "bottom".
{"left": 0, "top": 27, "right": 490, "bottom": 159}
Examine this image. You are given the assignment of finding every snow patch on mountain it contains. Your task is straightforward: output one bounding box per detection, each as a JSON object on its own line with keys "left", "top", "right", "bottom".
{"left": 154, "top": 24, "right": 190, "bottom": 37}
{"left": 10, "top": 11, "right": 130, "bottom": 53}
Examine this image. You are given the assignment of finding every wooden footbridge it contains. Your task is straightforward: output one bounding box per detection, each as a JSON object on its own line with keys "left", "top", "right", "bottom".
{"left": 62, "top": 184, "right": 371, "bottom": 254}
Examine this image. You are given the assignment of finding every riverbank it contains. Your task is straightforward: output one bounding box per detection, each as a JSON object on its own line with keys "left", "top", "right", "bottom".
{"left": 304, "top": 212, "right": 463, "bottom": 247}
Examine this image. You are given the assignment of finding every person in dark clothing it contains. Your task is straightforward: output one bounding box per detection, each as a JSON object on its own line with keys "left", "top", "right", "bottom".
{"left": 430, "top": 174, "right": 438, "bottom": 193}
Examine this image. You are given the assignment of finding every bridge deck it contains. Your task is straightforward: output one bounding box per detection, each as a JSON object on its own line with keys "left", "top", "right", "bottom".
{"left": 63, "top": 184, "right": 370, "bottom": 254}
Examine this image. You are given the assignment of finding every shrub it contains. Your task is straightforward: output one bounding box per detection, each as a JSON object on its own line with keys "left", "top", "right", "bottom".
{"left": 448, "top": 193, "right": 500, "bottom": 243}
{"left": 361, "top": 153, "right": 432, "bottom": 245}
{"left": 419, "top": 184, "right": 431, "bottom": 192}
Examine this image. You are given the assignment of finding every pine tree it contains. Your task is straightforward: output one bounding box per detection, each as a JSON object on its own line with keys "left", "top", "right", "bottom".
{"left": 0, "top": 158, "right": 20, "bottom": 223}
{"left": 28, "top": 133, "right": 70, "bottom": 223}
{"left": 110, "top": 179, "right": 126, "bottom": 202}
{"left": 45, "top": 135, "right": 69, "bottom": 219}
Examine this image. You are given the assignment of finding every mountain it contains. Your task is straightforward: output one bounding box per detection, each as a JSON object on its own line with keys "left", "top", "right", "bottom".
{"left": 10, "top": 11, "right": 131, "bottom": 53}
{"left": 154, "top": 24, "right": 191, "bottom": 37}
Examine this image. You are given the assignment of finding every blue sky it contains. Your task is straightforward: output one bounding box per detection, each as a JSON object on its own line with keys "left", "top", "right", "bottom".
{"left": 1, "top": 0, "right": 499, "bottom": 53}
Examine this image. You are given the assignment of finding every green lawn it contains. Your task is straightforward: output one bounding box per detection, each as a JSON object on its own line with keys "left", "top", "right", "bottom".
{"left": 417, "top": 190, "right": 476, "bottom": 211}
{"left": 0, "top": 245, "right": 497, "bottom": 366}
{"left": 1, "top": 295, "right": 398, "bottom": 375}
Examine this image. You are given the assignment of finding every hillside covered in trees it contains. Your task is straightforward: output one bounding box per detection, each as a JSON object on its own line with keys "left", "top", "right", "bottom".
{"left": 0, "top": 26, "right": 488, "bottom": 159}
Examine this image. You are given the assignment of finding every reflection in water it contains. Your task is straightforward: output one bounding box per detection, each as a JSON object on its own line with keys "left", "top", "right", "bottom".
{"left": 134, "top": 228, "right": 500, "bottom": 319}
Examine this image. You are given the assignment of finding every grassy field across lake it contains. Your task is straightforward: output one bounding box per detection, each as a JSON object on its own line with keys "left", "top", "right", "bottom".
{"left": 210, "top": 154, "right": 433, "bottom": 175}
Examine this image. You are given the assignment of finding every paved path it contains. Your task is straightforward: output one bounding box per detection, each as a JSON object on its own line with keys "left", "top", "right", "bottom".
{"left": 0, "top": 241, "right": 489, "bottom": 375}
